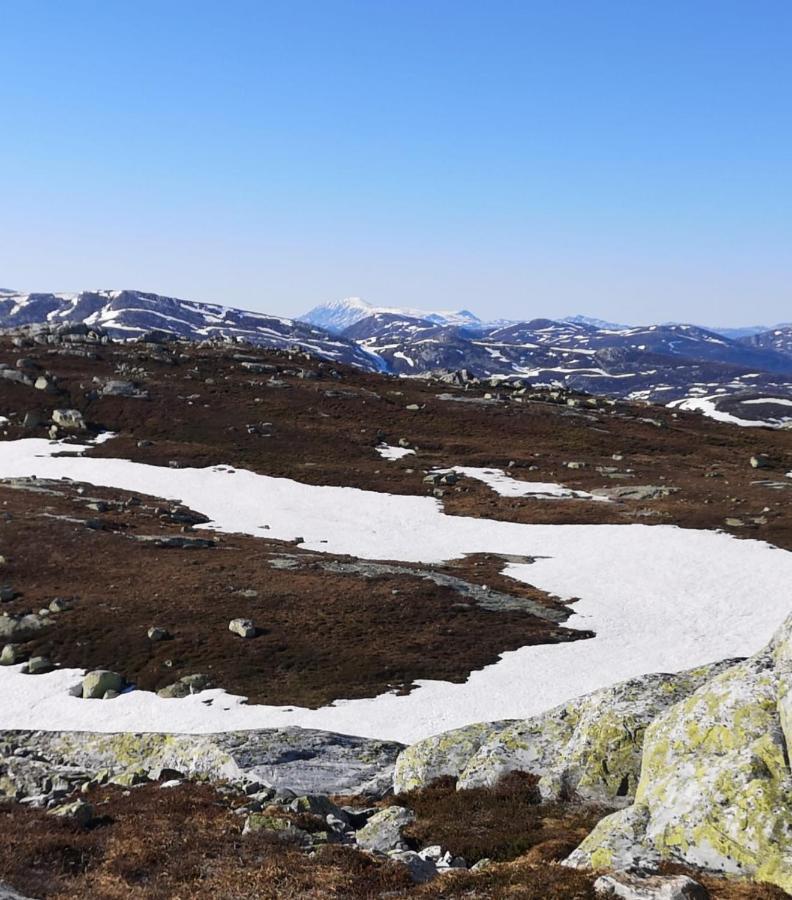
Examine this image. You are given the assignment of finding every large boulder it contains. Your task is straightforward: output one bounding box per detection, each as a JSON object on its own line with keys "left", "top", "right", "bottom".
{"left": 393, "top": 720, "right": 515, "bottom": 794}
{"left": 566, "top": 612, "right": 792, "bottom": 893}
{"left": 395, "top": 660, "right": 735, "bottom": 804}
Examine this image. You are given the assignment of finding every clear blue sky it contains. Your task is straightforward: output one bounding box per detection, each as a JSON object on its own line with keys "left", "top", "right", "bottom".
{"left": 1, "top": 0, "right": 790, "bottom": 325}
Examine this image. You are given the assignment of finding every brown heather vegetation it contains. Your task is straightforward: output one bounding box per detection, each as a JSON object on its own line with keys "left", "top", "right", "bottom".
{"left": 0, "top": 481, "right": 583, "bottom": 708}
{"left": 0, "top": 780, "right": 787, "bottom": 899}
{"left": 2, "top": 336, "right": 792, "bottom": 550}
{"left": 394, "top": 773, "right": 613, "bottom": 865}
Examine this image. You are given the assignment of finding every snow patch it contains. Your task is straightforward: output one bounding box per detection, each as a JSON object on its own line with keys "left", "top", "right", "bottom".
{"left": 0, "top": 437, "right": 790, "bottom": 743}
{"left": 375, "top": 444, "right": 415, "bottom": 461}
{"left": 442, "top": 466, "right": 597, "bottom": 500}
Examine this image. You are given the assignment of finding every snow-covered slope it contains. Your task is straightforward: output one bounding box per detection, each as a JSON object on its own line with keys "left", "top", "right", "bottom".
{"left": 0, "top": 289, "right": 381, "bottom": 371}
{"left": 300, "top": 296, "right": 481, "bottom": 333}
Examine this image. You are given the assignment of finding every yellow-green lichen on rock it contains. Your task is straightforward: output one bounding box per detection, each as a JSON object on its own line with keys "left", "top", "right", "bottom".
{"left": 50, "top": 732, "right": 239, "bottom": 781}
{"left": 393, "top": 720, "right": 514, "bottom": 794}
{"left": 453, "top": 660, "right": 735, "bottom": 803}
{"left": 1, "top": 727, "right": 404, "bottom": 798}
{"left": 566, "top": 612, "right": 792, "bottom": 894}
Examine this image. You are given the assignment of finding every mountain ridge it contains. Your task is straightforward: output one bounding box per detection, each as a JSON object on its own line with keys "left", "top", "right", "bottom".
{"left": 3, "top": 288, "right": 792, "bottom": 423}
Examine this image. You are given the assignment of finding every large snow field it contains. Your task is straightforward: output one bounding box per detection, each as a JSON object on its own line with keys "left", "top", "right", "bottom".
{"left": 0, "top": 436, "right": 790, "bottom": 744}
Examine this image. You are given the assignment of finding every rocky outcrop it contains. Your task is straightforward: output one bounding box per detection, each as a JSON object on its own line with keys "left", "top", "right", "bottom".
{"left": 393, "top": 720, "right": 514, "bottom": 794}
{"left": 566, "top": 612, "right": 792, "bottom": 894}
{"left": 394, "top": 660, "right": 736, "bottom": 803}
{"left": 0, "top": 728, "right": 403, "bottom": 799}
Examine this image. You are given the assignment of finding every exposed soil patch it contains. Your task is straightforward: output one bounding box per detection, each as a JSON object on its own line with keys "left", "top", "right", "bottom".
{"left": 0, "top": 481, "right": 586, "bottom": 708}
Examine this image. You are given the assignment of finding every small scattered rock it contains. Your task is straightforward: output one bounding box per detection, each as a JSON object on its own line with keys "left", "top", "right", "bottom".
{"left": 24, "top": 656, "right": 53, "bottom": 675}
{"left": 229, "top": 618, "right": 256, "bottom": 638}
{"left": 51, "top": 408, "right": 86, "bottom": 431}
{"left": 355, "top": 805, "right": 415, "bottom": 853}
{"left": 387, "top": 850, "right": 437, "bottom": 883}
{"left": 0, "top": 644, "right": 23, "bottom": 665}
{"left": 147, "top": 626, "right": 171, "bottom": 642}
{"left": 82, "top": 670, "right": 125, "bottom": 700}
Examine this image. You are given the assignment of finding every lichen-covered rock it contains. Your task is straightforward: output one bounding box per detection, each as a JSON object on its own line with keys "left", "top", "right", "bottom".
{"left": 0, "top": 727, "right": 403, "bottom": 798}
{"left": 567, "top": 612, "right": 792, "bottom": 894}
{"left": 393, "top": 720, "right": 514, "bottom": 794}
{"left": 453, "top": 660, "right": 735, "bottom": 803}
{"left": 355, "top": 805, "right": 415, "bottom": 853}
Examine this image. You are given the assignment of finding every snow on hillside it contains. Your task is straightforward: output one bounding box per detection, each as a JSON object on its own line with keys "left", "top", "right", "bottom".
{"left": 300, "top": 296, "right": 481, "bottom": 333}
{"left": 0, "top": 289, "right": 382, "bottom": 371}
{"left": 0, "top": 435, "right": 789, "bottom": 743}
{"left": 669, "top": 393, "right": 792, "bottom": 428}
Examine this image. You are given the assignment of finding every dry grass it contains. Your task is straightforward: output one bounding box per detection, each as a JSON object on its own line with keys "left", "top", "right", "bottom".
{"left": 0, "top": 781, "right": 786, "bottom": 899}
{"left": 0, "top": 785, "right": 413, "bottom": 899}
{"left": 394, "top": 773, "right": 613, "bottom": 865}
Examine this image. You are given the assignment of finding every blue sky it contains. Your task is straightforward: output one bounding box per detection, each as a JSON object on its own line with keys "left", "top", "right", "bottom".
{"left": 1, "top": 0, "right": 790, "bottom": 325}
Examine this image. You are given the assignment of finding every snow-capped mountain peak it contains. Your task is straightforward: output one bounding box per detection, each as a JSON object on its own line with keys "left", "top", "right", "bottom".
{"left": 300, "top": 297, "right": 481, "bottom": 333}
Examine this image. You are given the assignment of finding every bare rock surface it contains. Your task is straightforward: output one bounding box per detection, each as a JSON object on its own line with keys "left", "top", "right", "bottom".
{"left": 0, "top": 727, "right": 403, "bottom": 799}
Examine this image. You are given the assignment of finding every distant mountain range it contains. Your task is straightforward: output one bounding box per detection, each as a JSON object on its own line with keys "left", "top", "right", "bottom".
{"left": 0, "top": 289, "right": 382, "bottom": 371}
{"left": 299, "top": 296, "right": 482, "bottom": 333}
{"left": 3, "top": 289, "right": 792, "bottom": 423}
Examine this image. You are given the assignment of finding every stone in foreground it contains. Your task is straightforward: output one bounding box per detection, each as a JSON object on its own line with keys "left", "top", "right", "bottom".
{"left": 566, "top": 611, "right": 792, "bottom": 894}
